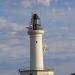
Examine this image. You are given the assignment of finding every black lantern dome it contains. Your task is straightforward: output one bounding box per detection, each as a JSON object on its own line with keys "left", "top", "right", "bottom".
{"left": 31, "top": 13, "right": 42, "bottom": 30}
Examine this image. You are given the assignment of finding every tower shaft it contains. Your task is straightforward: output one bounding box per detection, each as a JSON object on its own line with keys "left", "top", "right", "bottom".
{"left": 28, "top": 30, "right": 44, "bottom": 70}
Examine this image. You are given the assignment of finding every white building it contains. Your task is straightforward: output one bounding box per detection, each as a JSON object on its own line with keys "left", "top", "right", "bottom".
{"left": 19, "top": 13, "right": 54, "bottom": 75}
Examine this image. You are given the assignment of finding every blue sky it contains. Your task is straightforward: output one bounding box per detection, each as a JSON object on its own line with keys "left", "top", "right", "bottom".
{"left": 0, "top": 0, "right": 75, "bottom": 75}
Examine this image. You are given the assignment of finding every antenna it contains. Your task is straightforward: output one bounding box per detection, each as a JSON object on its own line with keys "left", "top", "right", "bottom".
{"left": 32, "top": 0, "right": 38, "bottom": 13}
{"left": 30, "top": 0, "right": 38, "bottom": 27}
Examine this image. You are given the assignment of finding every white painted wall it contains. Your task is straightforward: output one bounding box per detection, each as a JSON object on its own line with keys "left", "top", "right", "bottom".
{"left": 28, "top": 30, "right": 44, "bottom": 70}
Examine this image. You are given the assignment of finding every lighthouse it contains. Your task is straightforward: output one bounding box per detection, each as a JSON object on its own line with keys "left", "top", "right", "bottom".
{"left": 28, "top": 13, "right": 44, "bottom": 70}
{"left": 19, "top": 13, "right": 54, "bottom": 75}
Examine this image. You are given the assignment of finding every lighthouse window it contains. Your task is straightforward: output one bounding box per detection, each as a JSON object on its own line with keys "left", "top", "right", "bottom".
{"left": 36, "top": 41, "right": 37, "bottom": 43}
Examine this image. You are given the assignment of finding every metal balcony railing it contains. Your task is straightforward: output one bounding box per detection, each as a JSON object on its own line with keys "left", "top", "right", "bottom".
{"left": 19, "top": 67, "right": 54, "bottom": 72}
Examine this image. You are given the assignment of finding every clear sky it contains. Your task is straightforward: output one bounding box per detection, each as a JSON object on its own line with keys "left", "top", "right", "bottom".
{"left": 0, "top": 0, "right": 75, "bottom": 75}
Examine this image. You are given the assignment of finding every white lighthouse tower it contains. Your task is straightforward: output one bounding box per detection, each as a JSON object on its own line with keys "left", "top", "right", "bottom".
{"left": 19, "top": 13, "right": 54, "bottom": 75}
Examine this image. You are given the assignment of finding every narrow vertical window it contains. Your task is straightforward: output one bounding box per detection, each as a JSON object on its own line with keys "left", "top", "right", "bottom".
{"left": 36, "top": 41, "right": 37, "bottom": 43}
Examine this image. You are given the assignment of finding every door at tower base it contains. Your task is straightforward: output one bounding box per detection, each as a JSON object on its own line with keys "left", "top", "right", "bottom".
{"left": 19, "top": 69, "right": 54, "bottom": 75}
